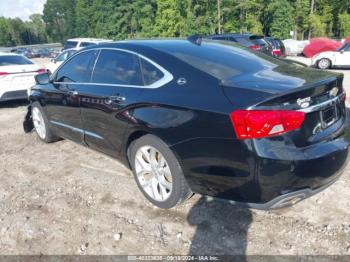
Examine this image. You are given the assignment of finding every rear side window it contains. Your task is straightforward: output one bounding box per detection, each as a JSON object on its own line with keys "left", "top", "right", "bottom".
{"left": 227, "top": 37, "right": 237, "bottom": 42}
{"left": 212, "top": 36, "right": 226, "bottom": 40}
{"left": 140, "top": 58, "right": 164, "bottom": 85}
{"left": 0, "top": 55, "right": 33, "bottom": 66}
{"left": 56, "top": 50, "right": 97, "bottom": 83}
{"left": 64, "top": 41, "right": 78, "bottom": 49}
{"left": 92, "top": 50, "right": 142, "bottom": 86}
{"left": 235, "top": 37, "right": 253, "bottom": 46}
{"left": 80, "top": 42, "right": 95, "bottom": 47}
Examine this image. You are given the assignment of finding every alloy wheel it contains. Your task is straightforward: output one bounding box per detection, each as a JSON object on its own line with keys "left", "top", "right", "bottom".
{"left": 318, "top": 59, "right": 330, "bottom": 69}
{"left": 32, "top": 107, "right": 46, "bottom": 139}
{"left": 134, "top": 146, "right": 173, "bottom": 202}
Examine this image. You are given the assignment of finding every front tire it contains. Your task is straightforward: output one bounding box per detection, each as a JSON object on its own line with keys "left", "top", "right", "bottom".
{"left": 129, "top": 134, "right": 192, "bottom": 209}
{"left": 31, "top": 102, "right": 59, "bottom": 143}
{"left": 317, "top": 58, "right": 331, "bottom": 69}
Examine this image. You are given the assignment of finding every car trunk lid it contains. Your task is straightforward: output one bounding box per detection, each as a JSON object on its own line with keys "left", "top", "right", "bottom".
{"left": 222, "top": 66, "right": 346, "bottom": 146}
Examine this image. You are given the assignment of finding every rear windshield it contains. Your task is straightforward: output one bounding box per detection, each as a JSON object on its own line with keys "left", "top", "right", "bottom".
{"left": 0, "top": 55, "right": 33, "bottom": 66}
{"left": 64, "top": 41, "right": 78, "bottom": 49}
{"left": 158, "top": 41, "right": 285, "bottom": 80}
{"left": 249, "top": 36, "right": 267, "bottom": 46}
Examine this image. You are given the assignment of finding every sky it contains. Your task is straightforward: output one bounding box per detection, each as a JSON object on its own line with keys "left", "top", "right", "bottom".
{"left": 0, "top": 0, "right": 46, "bottom": 21}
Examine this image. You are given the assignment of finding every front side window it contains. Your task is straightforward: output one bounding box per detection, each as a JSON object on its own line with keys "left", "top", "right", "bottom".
{"left": 55, "top": 50, "right": 97, "bottom": 83}
{"left": 140, "top": 58, "right": 164, "bottom": 86}
{"left": 55, "top": 51, "right": 69, "bottom": 62}
{"left": 92, "top": 50, "right": 142, "bottom": 86}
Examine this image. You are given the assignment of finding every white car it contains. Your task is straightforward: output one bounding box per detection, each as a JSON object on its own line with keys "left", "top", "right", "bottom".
{"left": 46, "top": 48, "right": 77, "bottom": 74}
{"left": 0, "top": 53, "right": 45, "bottom": 102}
{"left": 63, "top": 38, "right": 112, "bottom": 50}
{"left": 311, "top": 43, "right": 350, "bottom": 69}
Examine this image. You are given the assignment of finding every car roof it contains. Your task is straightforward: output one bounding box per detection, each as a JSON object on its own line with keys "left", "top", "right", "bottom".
{"left": 207, "top": 33, "right": 258, "bottom": 38}
{"left": 83, "top": 39, "right": 245, "bottom": 57}
{"left": 62, "top": 48, "right": 79, "bottom": 52}
{"left": 0, "top": 52, "right": 22, "bottom": 56}
{"left": 66, "top": 38, "right": 113, "bottom": 43}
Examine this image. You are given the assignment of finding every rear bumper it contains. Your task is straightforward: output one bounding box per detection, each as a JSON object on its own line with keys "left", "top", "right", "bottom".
{"left": 0, "top": 90, "right": 28, "bottom": 101}
{"left": 171, "top": 126, "right": 349, "bottom": 208}
{"left": 208, "top": 178, "right": 338, "bottom": 209}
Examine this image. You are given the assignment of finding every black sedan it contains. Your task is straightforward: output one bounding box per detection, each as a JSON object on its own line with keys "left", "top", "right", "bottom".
{"left": 23, "top": 39, "right": 349, "bottom": 209}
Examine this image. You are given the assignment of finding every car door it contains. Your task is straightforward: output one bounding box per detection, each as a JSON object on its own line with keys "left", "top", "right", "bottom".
{"left": 335, "top": 44, "right": 350, "bottom": 67}
{"left": 45, "top": 50, "right": 98, "bottom": 143}
{"left": 72, "top": 49, "right": 144, "bottom": 156}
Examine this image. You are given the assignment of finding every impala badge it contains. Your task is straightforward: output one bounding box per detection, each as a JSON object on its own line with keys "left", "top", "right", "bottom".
{"left": 329, "top": 87, "right": 339, "bottom": 97}
{"left": 297, "top": 97, "right": 311, "bottom": 108}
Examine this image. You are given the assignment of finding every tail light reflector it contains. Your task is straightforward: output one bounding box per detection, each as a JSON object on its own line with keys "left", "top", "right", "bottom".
{"left": 340, "top": 92, "right": 346, "bottom": 102}
{"left": 230, "top": 110, "right": 305, "bottom": 139}
{"left": 0, "top": 72, "right": 9, "bottom": 76}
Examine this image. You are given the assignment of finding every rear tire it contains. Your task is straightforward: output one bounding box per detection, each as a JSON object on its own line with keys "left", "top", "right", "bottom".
{"left": 31, "top": 102, "right": 59, "bottom": 143}
{"left": 317, "top": 58, "right": 331, "bottom": 69}
{"left": 129, "top": 134, "right": 192, "bottom": 209}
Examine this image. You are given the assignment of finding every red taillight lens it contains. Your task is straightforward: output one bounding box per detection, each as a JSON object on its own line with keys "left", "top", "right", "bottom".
{"left": 230, "top": 110, "right": 305, "bottom": 140}
{"left": 249, "top": 45, "right": 260, "bottom": 50}
{"left": 37, "top": 69, "right": 46, "bottom": 74}
{"left": 340, "top": 91, "right": 346, "bottom": 102}
{"left": 0, "top": 72, "right": 9, "bottom": 76}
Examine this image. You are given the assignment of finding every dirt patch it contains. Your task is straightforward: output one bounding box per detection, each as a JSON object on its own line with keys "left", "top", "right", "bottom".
{"left": 1, "top": 90, "right": 350, "bottom": 254}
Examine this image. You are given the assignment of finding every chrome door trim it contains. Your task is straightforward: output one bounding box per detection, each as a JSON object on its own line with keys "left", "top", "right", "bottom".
{"left": 50, "top": 120, "right": 103, "bottom": 140}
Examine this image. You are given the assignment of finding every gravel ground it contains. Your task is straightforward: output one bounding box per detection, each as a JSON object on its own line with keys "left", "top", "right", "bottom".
{"left": 0, "top": 58, "right": 350, "bottom": 255}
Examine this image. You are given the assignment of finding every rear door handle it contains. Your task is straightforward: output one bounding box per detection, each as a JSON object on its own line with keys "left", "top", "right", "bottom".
{"left": 106, "top": 95, "right": 126, "bottom": 104}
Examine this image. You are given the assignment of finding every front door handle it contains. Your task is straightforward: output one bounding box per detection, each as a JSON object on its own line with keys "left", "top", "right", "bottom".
{"left": 67, "top": 90, "right": 79, "bottom": 96}
{"left": 105, "top": 95, "right": 126, "bottom": 104}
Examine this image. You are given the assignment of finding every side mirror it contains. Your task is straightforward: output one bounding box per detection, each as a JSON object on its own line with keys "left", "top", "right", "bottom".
{"left": 340, "top": 50, "right": 345, "bottom": 54}
{"left": 51, "top": 58, "right": 56, "bottom": 63}
{"left": 35, "top": 72, "right": 50, "bottom": 85}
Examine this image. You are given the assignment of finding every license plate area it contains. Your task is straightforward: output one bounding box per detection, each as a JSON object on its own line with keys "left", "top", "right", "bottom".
{"left": 320, "top": 104, "right": 339, "bottom": 128}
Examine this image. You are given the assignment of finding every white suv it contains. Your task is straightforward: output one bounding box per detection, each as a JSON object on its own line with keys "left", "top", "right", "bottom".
{"left": 63, "top": 38, "right": 112, "bottom": 50}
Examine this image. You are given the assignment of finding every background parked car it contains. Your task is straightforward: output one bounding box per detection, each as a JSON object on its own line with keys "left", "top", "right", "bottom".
{"left": 46, "top": 48, "right": 78, "bottom": 74}
{"left": 63, "top": 38, "right": 113, "bottom": 50}
{"left": 206, "top": 33, "right": 273, "bottom": 55}
{"left": 311, "top": 42, "right": 350, "bottom": 69}
{"left": 265, "top": 37, "right": 286, "bottom": 57}
{"left": 11, "top": 48, "right": 38, "bottom": 58}
{"left": 0, "top": 53, "right": 45, "bottom": 101}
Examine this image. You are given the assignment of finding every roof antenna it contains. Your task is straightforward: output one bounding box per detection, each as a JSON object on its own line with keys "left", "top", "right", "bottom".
{"left": 187, "top": 34, "right": 202, "bottom": 46}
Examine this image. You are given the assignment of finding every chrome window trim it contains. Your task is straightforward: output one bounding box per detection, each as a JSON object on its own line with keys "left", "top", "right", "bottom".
{"left": 54, "top": 47, "right": 173, "bottom": 89}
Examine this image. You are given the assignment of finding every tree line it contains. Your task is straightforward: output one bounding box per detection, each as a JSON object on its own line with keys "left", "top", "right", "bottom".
{"left": 0, "top": 0, "right": 349, "bottom": 47}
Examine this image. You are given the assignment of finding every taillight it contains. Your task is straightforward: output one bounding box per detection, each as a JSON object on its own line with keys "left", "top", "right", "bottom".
{"left": 230, "top": 110, "right": 305, "bottom": 139}
{"left": 37, "top": 69, "right": 46, "bottom": 74}
{"left": 249, "top": 45, "right": 261, "bottom": 50}
{"left": 272, "top": 49, "right": 281, "bottom": 56}
{"left": 0, "top": 72, "right": 9, "bottom": 76}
